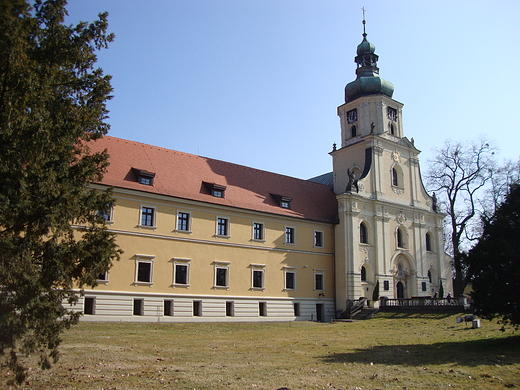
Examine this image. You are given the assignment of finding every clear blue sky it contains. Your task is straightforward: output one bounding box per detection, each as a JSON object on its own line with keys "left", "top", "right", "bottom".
{"left": 66, "top": 0, "right": 520, "bottom": 180}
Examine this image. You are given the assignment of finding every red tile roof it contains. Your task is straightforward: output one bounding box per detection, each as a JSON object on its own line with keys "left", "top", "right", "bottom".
{"left": 90, "top": 136, "right": 338, "bottom": 223}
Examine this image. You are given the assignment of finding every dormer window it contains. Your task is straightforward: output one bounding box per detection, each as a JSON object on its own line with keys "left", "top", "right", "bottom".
{"left": 133, "top": 168, "right": 155, "bottom": 186}
{"left": 271, "top": 193, "right": 292, "bottom": 209}
{"left": 204, "top": 182, "right": 227, "bottom": 198}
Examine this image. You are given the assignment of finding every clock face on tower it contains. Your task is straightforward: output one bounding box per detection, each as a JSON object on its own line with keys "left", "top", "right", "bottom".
{"left": 347, "top": 109, "right": 357, "bottom": 124}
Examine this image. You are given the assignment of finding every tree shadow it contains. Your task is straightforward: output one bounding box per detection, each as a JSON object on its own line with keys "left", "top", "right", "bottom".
{"left": 375, "top": 311, "right": 457, "bottom": 320}
{"left": 318, "top": 335, "right": 520, "bottom": 367}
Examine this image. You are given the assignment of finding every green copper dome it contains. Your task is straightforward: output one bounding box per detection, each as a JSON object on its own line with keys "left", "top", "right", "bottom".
{"left": 356, "top": 36, "right": 375, "bottom": 56}
{"left": 345, "top": 30, "right": 394, "bottom": 103}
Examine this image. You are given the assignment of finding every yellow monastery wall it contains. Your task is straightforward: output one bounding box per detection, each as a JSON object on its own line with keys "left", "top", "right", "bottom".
{"left": 93, "top": 188, "right": 335, "bottom": 300}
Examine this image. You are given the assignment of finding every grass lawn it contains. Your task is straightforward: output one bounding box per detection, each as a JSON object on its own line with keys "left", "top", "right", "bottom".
{"left": 3, "top": 312, "right": 519, "bottom": 389}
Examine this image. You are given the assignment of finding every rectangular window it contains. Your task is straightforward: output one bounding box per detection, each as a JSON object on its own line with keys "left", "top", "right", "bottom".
{"left": 285, "top": 227, "right": 295, "bottom": 244}
{"left": 284, "top": 268, "right": 296, "bottom": 290}
{"left": 253, "top": 270, "right": 263, "bottom": 288}
{"left": 259, "top": 302, "right": 267, "bottom": 317}
{"left": 177, "top": 212, "right": 190, "bottom": 232}
{"left": 134, "top": 256, "right": 154, "bottom": 286}
{"left": 212, "top": 189, "right": 224, "bottom": 198}
{"left": 98, "top": 205, "right": 113, "bottom": 222}
{"left": 133, "top": 299, "right": 144, "bottom": 316}
{"left": 139, "top": 176, "right": 152, "bottom": 186}
{"left": 422, "top": 281, "right": 427, "bottom": 292}
{"left": 216, "top": 217, "right": 229, "bottom": 236}
{"left": 226, "top": 301, "right": 234, "bottom": 317}
{"left": 175, "top": 264, "right": 188, "bottom": 284}
{"left": 97, "top": 272, "right": 108, "bottom": 281}
{"left": 214, "top": 261, "right": 230, "bottom": 289}
{"left": 84, "top": 297, "right": 95, "bottom": 315}
{"left": 172, "top": 258, "right": 190, "bottom": 287}
{"left": 216, "top": 268, "right": 227, "bottom": 287}
{"left": 293, "top": 302, "right": 301, "bottom": 317}
{"left": 193, "top": 301, "right": 202, "bottom": 316}
{"left": 314, "top": 231, "right": 324, "bottom": 247}
{"left": 384, "top": 280, "right": 390, "bottom": 291}
{"left": 253, "top": 222, "right": 264, "bottom": 240}
{"left": 314, "top": 270, "right": 325, "bottom": 291}
{"left": 140, "top": 206, "right": 155, "bottom": 227}
{"left": 164, "top": 300, "right": 173, "bottom": 316}
{"left": 137, "top": 262, "right": 152, "bottom": 283}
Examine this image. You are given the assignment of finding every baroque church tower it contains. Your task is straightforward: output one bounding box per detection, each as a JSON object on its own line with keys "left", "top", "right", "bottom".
{"left": 331, "top": 19, "right": 447, "bottom": 311}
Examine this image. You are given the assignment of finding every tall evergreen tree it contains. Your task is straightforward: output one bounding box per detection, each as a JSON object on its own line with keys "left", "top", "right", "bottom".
{"left": 0, "top": 0, "right": 121, "bottom": 383}
{"left": 467, "top": 184, "right": 520, "bottom": 330}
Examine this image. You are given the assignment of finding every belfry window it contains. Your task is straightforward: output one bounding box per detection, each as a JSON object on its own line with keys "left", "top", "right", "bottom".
{"left": 387, "top": 107, "right": 397, "bottom": 122}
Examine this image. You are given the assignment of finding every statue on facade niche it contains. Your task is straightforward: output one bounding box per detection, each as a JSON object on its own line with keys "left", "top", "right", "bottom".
{"left": 346, "top": 168, "right": 359, "bottom": 193}
{"left": 432, "top": 192, "right": 439, "bottom": 212}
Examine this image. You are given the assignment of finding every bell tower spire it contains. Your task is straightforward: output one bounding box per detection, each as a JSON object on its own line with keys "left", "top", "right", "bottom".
{"left": 344, "top": 13, "right": 394, "bottom": 103}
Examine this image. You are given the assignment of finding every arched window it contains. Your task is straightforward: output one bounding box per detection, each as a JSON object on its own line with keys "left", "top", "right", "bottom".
{"left": 351, "top": 125, "right": 357, "bottom": 137}
{"left": 389, "top": 123, "right": 395, "bottom": 135}
{"left": 425, "top": 232, "right": 432, "bottom": 252}
{"left": 397, "top": 227, "right": 405, "bottom": 248}
{"left": 361, "top": 266, "right": 367, "bottom": 282}
{"left": 392, "top": 167, "right": 399, "bottom": 186}
{"left": 428, "top": 270, "right": 432, "bottom": 283}
{"left": 360, "top": 222, "right": 368, "bottom": 244}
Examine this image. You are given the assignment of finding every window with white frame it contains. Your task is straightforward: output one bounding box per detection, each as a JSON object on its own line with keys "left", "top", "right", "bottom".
{"left": 97, "top": 271, "right": 109, "bottom": 284}
{"left": 314, "top": 230, "right": 324, "bottom": 248}
{"left": 250, "top": 264, "right": 265, "bottom": 290}
{"left": 216, "top": 217, "right": 229, "bottom": 237}
{"left": 314, "top": 269, "right": 325, "bottom": 291}
{"left": 134, "top": 255, "right": 154, "bottom": 286}
{"left": 97, "top": 204, "right": 113, "bottom": 223}
{"left": 213, "top": 261, "right": 230, "bottom": 289}
{"left": 139, "top": 205, "right": 156, "bottom": 228}
{"left": 285, "top": 226, "right": 295, "bottom": 244}
{"left": 176, "top": 211, "right": 191, "bottom": 232}
{"left": 284, "top": 267, "right": 296, "bottom": 290}
{"left": 172, "top": 258, "right": 190, "bottom": 287}
{"left": 252, "top": 222, "right": 264, "bottom": 241}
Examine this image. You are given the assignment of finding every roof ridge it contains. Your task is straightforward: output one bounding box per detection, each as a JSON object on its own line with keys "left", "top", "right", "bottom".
{"left": 103, "top": 135, "right": 331, "bottom": 188}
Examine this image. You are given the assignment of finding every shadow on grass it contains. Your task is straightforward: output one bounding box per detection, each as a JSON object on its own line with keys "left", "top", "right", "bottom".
{"left": 318, "top": 335, "right": 520, "bottom": 367}
{"left": 375, "top": 311, "right": 460, "bottom": 319}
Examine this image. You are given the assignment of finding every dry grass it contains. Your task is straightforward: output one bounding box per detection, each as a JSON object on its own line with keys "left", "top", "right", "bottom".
{"left": 3, "top": 312, "right": 520, "bottom": 389}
